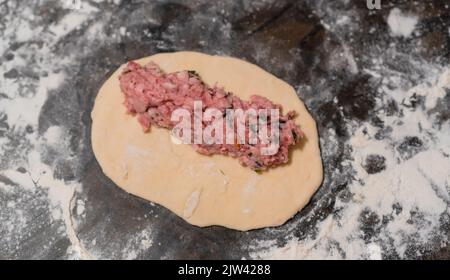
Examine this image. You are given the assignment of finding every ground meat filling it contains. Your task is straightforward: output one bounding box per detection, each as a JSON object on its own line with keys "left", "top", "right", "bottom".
{"left": 119, "top": 61, "right": 303, "bottom": 171}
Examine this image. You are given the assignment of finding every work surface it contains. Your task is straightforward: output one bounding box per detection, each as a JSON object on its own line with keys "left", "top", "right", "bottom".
{"left": 0, "top": 0, "right": 449, "bottom": 259}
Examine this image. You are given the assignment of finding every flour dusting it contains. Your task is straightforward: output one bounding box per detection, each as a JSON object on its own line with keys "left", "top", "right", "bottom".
{"left": 251, "top": 67, "right": 450, "bottom": 260}
{"left": 387, "top": 8, "right": 418, "bottom": 38}
{"left": 1, "top": 0, "right": 448, "bottom": 260}
{"left": 0, "top": 0, "right": 154, "bottom": 259}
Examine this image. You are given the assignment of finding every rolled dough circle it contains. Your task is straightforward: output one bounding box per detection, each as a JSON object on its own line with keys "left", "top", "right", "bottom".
{"left": 91, "top": 51, "right": 323, "bottom": 231}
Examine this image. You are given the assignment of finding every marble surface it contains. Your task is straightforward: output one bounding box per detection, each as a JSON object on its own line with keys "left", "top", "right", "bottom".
{"left": 0, "top": 0, "right": 449, "bottom": 259}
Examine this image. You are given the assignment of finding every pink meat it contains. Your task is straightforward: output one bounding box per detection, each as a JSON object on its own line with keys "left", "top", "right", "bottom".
{"left": 119, "top": 61, "right": 304, "bottom": 171}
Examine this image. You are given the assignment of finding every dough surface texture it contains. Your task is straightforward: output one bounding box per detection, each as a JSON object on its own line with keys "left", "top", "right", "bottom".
{"left": 91, "top": 51, "right": 323, "bottom": 230}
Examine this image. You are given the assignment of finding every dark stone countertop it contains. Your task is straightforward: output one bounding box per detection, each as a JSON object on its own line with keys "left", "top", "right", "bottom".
{"left": 0, "top": 0, "right": 449, "bottom": 259}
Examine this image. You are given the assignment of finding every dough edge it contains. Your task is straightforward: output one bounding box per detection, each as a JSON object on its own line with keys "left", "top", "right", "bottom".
{"left": 91, "top": 51, "right": 323, "bottom": 231}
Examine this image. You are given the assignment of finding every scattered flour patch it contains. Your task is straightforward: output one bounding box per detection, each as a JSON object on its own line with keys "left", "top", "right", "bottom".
{"left": 76, "top": 199, "right": 86, "bottom": 216}
{"left": 367, "top": 243, "right": 382, "bottom": 260}
{"left": 119, "top": 26, "right": 127, "bottom": 36}
{"left": 140, "top": 230, "right": 153, "bottom": 251}
{"left": 24, "top": 151, "right": 94, "bottom": 259}
{"left": 387, "top": 8, "right": 418, "bottom": 37}
{"left": 43, "top": 126, "right": 64, "bottom": 146}
{"left": 122, "top": 228, "right": 154, "bottom": 259}
{"left": 16, "top": 20, "right": 36, "bottom": 42}
{"left": 1, "top": 169, "right": 36, "bottom": 191}
{"left": 49, "top": 13, "right": 88, "bottom": 39}
{"left": 0, "top": 72, "right": 65, "bottom": 129}
{"left": 251, "top": 68, "right": 450, "bottom": 259}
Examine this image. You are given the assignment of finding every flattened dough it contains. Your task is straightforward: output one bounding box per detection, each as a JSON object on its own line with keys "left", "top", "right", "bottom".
{"left": 91, "top": 51, "right": 323, "bottom": 231}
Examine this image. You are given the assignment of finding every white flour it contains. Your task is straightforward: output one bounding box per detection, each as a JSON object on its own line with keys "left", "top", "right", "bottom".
{"left": 1, "top": 0, "right": 448, "bottom": 260}
{"left": 0, "top": 0, "right": 151, "bottom": 259}
{"left": 387, "top": 8, "right": 418, "bottom": 38}
{"left": 0, "top": 1, "right": 91, "bottom": 259}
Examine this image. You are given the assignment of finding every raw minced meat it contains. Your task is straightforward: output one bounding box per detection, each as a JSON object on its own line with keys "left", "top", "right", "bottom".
{"left": 119, "top": 61, "right": 303, "bottom": 171}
